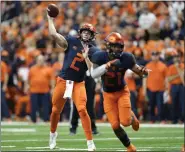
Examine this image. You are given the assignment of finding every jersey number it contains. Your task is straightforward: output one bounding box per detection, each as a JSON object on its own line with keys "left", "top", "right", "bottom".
{"left": 70, "top": 53, "right": 84, "bottom": 71}
{"left": 104, "top": 72, "right": 122, "bottom": 86}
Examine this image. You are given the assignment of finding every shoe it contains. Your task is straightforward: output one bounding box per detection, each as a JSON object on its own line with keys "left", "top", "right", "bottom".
{"left": 49, "top": 132, "right": 58, "bottom": 150}
{"left": 127, "top": 143, "right": 136, "bottom": 152}
{"left": 131, "top": 112, "right": 139, "bottom": 131}
{"left": 87, "top": 140, "right": 96, "bottom": 151}
{"left": 92, "top": 129, "right": 99, "bottom": 135}
{"left": 69, "top": 128, "right": 76, "bottom": 135}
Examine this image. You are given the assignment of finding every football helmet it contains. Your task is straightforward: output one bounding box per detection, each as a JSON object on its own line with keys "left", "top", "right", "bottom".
{"left": 105, "top": 32, "right": 124, "bottom": 59}
{"left": 79, "top": 23, "right": 97, "bottom": 42}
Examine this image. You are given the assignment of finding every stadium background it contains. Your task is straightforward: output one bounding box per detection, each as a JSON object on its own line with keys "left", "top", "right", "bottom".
{"left": 1, "top": 2, "right": 185, "bottom": 123}
{"left": 1, "top": 1, "right": 184, "bottom": 123}
{"left": 1, "top": 1, "right": 184, "bottom": 152}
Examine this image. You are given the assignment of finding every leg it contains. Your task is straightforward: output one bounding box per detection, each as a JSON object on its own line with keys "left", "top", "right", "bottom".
{"left": 15, "top": 96, "right": 29, "bottom": 118}
{"left": 25, "top": 96, "right": 31, "bottom": 115}
{"left": 147, "top": 89, "right": 156, "bottom": 122}
{"left": 118, "top": 86, "right": 139, "bottom": 131}
{"left": 156, "top": 91, "right": 164, "bottom": 121}
{"left": 50, "top": 78, "right": 66, "bottom": 133}
{"left": 103, "top": 91, "right": 134, "bottom": 151}
{"left": 30, "top": 93, "right": 39, "bottom": 123}
{"left": 73, "top": 81, "right": 96, "bottom": 151}
{"left": 15, "top": 97, "right": 22, "bottom": 117}
{"left": 72, "top": 81, "right": 92, "bottom": 140}
{"left": 107, "top": 110, "right": 131, "bottom": 147}
{"left": 170, "top": 85, "right": 179, "bottom": 124}
{"left": 41, "top": 93, "right": 50, "bottom": 122}
{"left": 1, "top": 89, "right": 10, "bottom": 119}
{"left": 69, "top": 101, "right": 79, "bottom": 134}
{"left": 179, "top": 85, "right": 184, "bottom": 122}
{"left": 49, "top": 78, "right": 67, "bottom": 150}
{"left": 85, "top": 76, "right": 98, "bottom": 133}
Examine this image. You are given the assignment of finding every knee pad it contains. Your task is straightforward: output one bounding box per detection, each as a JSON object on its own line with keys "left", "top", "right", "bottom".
{"left": 121, "top": 118, "right": 131, "bottom": 127}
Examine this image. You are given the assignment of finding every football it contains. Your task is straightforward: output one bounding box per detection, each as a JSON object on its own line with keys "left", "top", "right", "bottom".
{"left": 47, "top": 4, "right": 59, "bottom": 18}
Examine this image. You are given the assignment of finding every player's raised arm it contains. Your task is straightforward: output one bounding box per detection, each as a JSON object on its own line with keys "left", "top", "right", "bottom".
{"left": 124, "top": 52, "right": 151, "bottom": 78}
{"left": 47, "top": 5, "right": 68, "bottom": 51}
{"left": 81, "top": 45, "right": 93, "bottom": 73}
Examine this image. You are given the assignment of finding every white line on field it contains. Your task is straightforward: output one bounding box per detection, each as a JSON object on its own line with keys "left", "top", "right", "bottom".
{"left": 26, "top": 147, "right": 50, "bottom": 149}
{"left": 25, "top": 146, "right": 181, "bottom": 149}
{"left": 2, "top": 130, "right": 183, "bottom": 136}
{"left": 23, "top": 147, "right": 181, "bottom": 151}
{"left": 1, "top": 128, "right": 36, "bottom": 132}
{"left": 1, "top": 146, "right": 16, "bottom": 148}
{"left": 1, "top": 122, "right": 184, "bottom": 128}
{"left": 1, "top": 137, "right": 183, "bottom": 143}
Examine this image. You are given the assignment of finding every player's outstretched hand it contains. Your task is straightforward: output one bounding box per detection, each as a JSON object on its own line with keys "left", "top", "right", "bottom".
{"left": 46, "top": 10, "right": 52, "bottom": 20}
{"left": 82, "top": 45, "right": 89, "bottom": 59}
{"left": 140, "top": 66, "right": 152, "bottom": 78}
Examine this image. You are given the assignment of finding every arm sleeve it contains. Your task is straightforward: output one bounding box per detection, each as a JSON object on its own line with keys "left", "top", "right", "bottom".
{"left": 91, "top": 64, "right": 107, "bottom": 79}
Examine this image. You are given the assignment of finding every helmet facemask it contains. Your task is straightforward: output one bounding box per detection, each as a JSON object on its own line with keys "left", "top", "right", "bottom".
{"left": 107, "top": 43, "right": 124, "bottom": 59}
{"left": 104, "top": 32, "right": 124, "bottom": 59}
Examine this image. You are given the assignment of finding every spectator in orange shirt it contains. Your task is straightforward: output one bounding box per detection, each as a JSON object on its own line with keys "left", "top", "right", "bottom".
{"left": 1, "top": 60, "right": 10, "bottom": 120}
{"left": 167, "top": 54, "right": 184, "bottom": 124}
{"left": 26, "top": 55, "right": 55, "bottom": 122}
{"left": 143, "top": 51, "right": 167, "bottom": 122}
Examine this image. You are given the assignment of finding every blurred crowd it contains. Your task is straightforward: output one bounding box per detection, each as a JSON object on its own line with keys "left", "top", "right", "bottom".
{"left": 1, "top": 1, "right": 184, "bottom": 123}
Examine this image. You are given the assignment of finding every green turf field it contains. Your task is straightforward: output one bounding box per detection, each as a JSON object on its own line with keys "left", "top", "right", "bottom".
{"left": 1, "top": 122, "right": 184, "bottom": 151}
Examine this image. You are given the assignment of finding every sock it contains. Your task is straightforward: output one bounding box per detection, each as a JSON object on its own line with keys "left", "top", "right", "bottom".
{"left": 50, "top": 132, "right": 56, "bottom": 136}
{"left": 113, "top": 126, "right": 130, "bottom": 147}
{"left": 87, "top": 140, "right": 94, "bottom": 146}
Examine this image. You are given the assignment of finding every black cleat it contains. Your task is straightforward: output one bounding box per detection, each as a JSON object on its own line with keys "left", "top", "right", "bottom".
{"left": 92, "top": 129, "right": 100, "bottom": 135}
{"left": 69, "top": 128, "right": 76, "bottom": 135}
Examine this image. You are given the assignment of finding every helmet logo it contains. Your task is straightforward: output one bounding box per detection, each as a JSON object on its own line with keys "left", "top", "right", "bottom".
{"left": 109, "top": 36, "right": 116, "bottom": 43}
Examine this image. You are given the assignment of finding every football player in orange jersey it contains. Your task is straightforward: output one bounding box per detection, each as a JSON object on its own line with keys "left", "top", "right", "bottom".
{"left": 47, "top": 11, "right": 98, "bottom": 150}
{"left": 87, "top": 32, "right": 151, "bottom": 151}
